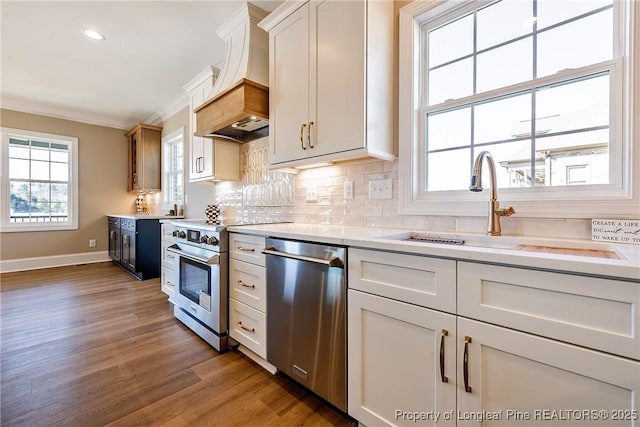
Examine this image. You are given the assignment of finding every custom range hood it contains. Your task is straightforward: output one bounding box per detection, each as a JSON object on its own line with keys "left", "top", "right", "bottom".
{"left": 194, "top": 3, "right": 269, "bottom": 142}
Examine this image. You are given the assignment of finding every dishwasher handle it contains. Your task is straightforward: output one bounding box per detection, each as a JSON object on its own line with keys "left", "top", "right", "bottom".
{"left": 262, "top": 247, "right": 344, "bottom": 268}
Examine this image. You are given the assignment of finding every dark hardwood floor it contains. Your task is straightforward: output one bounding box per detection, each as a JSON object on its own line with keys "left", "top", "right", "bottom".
{"left": 0, "top": 262, "right": 356, "bottom": 427}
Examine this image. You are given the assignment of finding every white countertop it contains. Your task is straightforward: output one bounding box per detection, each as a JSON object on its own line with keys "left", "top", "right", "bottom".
{"left": 227, "top": 223, "right": 640, "bottom": 281}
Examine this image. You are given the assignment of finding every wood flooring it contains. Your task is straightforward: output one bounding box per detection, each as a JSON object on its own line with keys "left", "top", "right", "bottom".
{"left": 0, "top": 262, "right": 357, "bottom": 427}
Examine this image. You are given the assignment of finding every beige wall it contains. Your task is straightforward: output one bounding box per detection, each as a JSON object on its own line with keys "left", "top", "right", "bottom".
{"left": 0, "top": 109, "right": 132, "bottom": 260}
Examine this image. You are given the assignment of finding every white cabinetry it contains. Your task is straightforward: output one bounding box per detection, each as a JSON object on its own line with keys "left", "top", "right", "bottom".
{"left": 259, "top": 0, "right": 395, "bottom": 168}
{"left": 184, "top": 67, "right": 240, "bottom": 182}
{"left": 228, "top": 233, "right": 276, "bottom": 373}
{"left": 160, "top": 222, "right": 177, "bottom": 302}
{"left": 348, "top": 248, "right": 640, "bottom": 427}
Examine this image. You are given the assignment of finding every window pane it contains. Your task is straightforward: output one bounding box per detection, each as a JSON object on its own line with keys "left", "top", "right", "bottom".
{"left": 31, "top": 160, "right": 50, "bottom": 180}
{"left": 51, "top": 183, "right": 68, "bottom": 202}
{"left": 477, "top": 37, "right": 533, "bottom": 94}
{"left": 537, "top": 9, "right": 612, "bottom": 78}
{"left": 536, "top": 0, "right": 612, "bottom": 29}
{"left": 51, "top": 162, "right": 69, "bottom": 182}
{"left": 474, "top": 141, "right": 533, "bottom": 188}
{"left": 8, "top": 140, "right": 30, "bottom": 159}
{"left": 536, "top": 129, "right": 609, "bottom": 186}
{"left": 9, "top": 181, "right": 30, "bottom": 217}
{"left": 428, "top": 13, "right": 473, "bottom": 67}
{"left": 475, "top": 92, "right": 532, "bottom": 144}
{"left": 31, "top": 182, "right": 50, "bottom": 203}
{"left": 30, "top": 141, "right": 50, "bottom": 161}
{"left": 427, "top": 148, "right": 470, "bottom": 191}
{"left": 9, "top": 158, "right": 29, "bottom": 179}
{"left": 477, "top": 0, "right": 533, "bottom": 50}
{"left": 536, "top": 73, "right": 609, "bottom": 134}
{"left": 50, "top": 148, "right": 68, "bottom": 163}
{"left": 427, "top": 107, "right": 471, "bottom": 151}
{"left": 428, "top": 58, "right": 473, "bottom": 105}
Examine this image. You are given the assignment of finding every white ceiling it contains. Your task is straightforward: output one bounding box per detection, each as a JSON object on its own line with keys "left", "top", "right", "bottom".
{"left": 0, "top": 0, "right": 282, "bottom": 130}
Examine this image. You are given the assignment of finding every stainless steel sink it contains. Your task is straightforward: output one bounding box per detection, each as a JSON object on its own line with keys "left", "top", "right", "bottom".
{"left": 376, "top": 231, "right": 622, "bottom": 260}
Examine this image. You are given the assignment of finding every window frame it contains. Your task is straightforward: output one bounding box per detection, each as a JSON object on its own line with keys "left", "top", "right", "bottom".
{"left": 398, "top": 0, "right": 639, "bottom": 219}
{"left": 0, "top": 127, "right": 79, "bottom": 232}
{"left": 161, "top": 127, "right": 185, "bottom": 209}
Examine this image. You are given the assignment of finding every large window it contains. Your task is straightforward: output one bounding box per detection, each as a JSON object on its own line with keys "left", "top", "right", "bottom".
{"left": 162, "top": 128, "right": 184, "bottom": 209}
{"left": 1, "top": 128, "right": 78, "bottom": 231}
{"left": 399, "top": 0, "right": 638, "bottom": 218}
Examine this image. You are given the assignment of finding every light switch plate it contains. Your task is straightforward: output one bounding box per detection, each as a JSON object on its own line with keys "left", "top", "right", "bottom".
{"left": 306, "top": 186, "right": 318, "bottom": 202}
{"left": 343, "top": 181, "right": 354, "bottom": 201}
{"left": 369, "top": 179, "right": 392, "bottom": 200}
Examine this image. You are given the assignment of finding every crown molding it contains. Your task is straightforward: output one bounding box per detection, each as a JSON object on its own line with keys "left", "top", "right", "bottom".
{"left": 144, "top": 91, "right": 189, "bottom": 126}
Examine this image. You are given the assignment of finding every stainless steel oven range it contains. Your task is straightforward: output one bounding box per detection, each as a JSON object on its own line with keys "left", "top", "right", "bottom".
{"left": 167, "top": 221, "right": 231, "bottom": 352}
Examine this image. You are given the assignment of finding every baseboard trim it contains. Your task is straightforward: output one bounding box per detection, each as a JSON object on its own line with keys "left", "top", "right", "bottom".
{"left": 0, "top": 251, "right": 111, "bottom": 273}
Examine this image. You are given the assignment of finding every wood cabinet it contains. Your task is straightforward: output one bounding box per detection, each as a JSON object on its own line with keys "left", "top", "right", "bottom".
{"left": 259, "top": 0, "right": 395, "bottom": 168}
{"left": 125, "top": 123, "right": 162, "bottom": 192}
{"left": 228, "top": 233, "right": 276, "bottom": 373}
{"left": 185, "top": 68, "right": 240, "bottom": 182}
{"left": 347, "top": 248, "right": 640, "bottom": 426}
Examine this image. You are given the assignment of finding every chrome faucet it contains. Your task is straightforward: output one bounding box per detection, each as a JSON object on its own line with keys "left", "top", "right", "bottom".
{"left": 469, "top": 151, "right": 515, "bottom": 236}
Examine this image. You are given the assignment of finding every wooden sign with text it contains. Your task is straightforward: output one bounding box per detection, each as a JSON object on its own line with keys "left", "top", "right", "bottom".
{"left": 592, "top": 219, "right": 640, "bottom": 245}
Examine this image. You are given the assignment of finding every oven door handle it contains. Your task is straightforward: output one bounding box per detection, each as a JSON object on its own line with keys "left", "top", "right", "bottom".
{"left": 167, "top": 245, "right": 220, "bottom": 265}
{"left": 262, "top": 248, "right": 344, "bottom": 268}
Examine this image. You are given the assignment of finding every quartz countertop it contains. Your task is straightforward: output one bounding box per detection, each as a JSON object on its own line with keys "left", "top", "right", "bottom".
{"left": 227, "top": 223, "right": 640, "bottom": 281}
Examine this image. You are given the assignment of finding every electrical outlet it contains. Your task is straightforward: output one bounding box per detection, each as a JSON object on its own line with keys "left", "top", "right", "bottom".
{"left": 89, "top": 239, "right": 97, "bottom": 248}
{"left": 343, "top": 181, "right": 354, "bottom": 201}
{"left": 368, "top": 179, "right": 393, "bottom": 200}
{"left": 306, "top": 186, "right": 318, "bottom": 202}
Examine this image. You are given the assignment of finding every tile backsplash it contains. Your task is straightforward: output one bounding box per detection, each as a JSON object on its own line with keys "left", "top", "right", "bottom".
{"left": 213, "top": 142, "right": 592, "bottom": 240}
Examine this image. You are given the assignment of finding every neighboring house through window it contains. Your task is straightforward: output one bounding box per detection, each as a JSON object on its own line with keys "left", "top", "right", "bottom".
{"left": 162, "top": 128, "right": 184, "bottom": 211}
{"left": 1, "top": 127, "right": 79, "bottom": 232}
{"left": 399, "top": 0, "right": 638, "bottom": 218}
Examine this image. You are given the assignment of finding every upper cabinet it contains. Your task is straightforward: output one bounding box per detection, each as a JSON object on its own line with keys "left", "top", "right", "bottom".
{"left": 259, "top": 0, "right": 396, "bottom": 168}
{"left": 125, "top": 123, "right": 162, "bottom": 192}
{"left": 184, "top": 67, "right": 240, "bottom": 183}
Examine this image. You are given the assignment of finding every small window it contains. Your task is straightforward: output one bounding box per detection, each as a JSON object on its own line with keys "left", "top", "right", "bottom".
{"left": 399, "top": 0, "right": 637, "bottom": 218}
{"left": 162, "top": 128, "right": 184, "bottom": 209}
{"left": 1, "top": 128, "right": 78, "bottom": 232}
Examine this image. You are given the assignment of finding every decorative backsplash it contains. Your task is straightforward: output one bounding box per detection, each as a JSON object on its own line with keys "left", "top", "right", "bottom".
{"left": 215, "top": 137, "right": 295, "bottom": 224}
{"left": 213, "top": 139, "right": 594, "bottom": 240}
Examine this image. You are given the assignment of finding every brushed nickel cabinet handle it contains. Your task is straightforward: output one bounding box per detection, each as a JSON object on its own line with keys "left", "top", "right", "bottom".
{"left": 300, "top": 123, "right": 307, "bottom": 150}
{"left": 237, "top": 246, "right": 255, "bottom": 252}
{"left": 308, "top": 121, "right": 314, "bottom": 148}
{"left": 464, "top": 336, "right": 472, "bottom": 393}
{"left": 238, "top": 280, "right": 255, "bottom": 289}
{"left": 440, "top": 329, "right": 449, "bottom": 383}
{"left": 238, "top": 321, "right": 255, "bottom": 332}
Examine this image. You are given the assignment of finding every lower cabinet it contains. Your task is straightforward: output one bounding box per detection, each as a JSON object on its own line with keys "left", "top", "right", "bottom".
{"left": 107, "top": 216, "right": 160, "bottom": 280}
{"left": 348, "top": 289, "right": 456, "bottom": 426}
{"left": 160, "top": 222, "right": 177, "bottom": 301}
{"left": 347, "top": 248, "right": 640, "bottom": 427}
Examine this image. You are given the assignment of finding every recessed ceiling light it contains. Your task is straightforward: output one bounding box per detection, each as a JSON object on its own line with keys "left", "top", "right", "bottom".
{"left": 83, "top": 29, "right": 106, "bottom": 41}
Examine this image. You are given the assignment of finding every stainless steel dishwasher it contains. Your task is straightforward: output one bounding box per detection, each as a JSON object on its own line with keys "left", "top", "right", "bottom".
{"left": 264, "top": 237, "right": 347, "bottom": 412}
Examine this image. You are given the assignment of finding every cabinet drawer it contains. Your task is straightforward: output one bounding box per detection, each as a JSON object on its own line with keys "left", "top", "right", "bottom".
{"left": 161, "top": 266, "right": 176, "bottom": 301}
{"left": 348, "top": 248, "right": 456, "bottom": 313}
{"left": 229, "top": 259, "right": 266, "bottom": 312}
{"left": 229, "top": 233, "right": 265, "bottom": 265}
{"left": 229, "top": 299, "right": 267, "bottom": 358}
{"left": 458, "top": 261, "right": 640, "bottom": 360}
{"left": 161, "top": 223, "right": 176, "bottom": 240}
{"left": 161, "top": 241, "right": 177, "bottom": 267}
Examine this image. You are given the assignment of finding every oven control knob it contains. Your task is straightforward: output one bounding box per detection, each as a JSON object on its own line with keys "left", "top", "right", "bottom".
{"left": 176, "top": 230, "right": 186, "bottom": 239}
{"left": 172, "top": 230, "right": 178, "bottom": 237}
{"left": 200, "top": 235, "right": 209, "bottom": 243}
{"left": 207, "top": 236, "right": 219, "bottom": 246}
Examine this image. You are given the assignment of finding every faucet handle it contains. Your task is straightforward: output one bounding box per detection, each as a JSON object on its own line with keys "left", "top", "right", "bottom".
{"left": 496, "top": 206, "right": 515, "bottom": 217}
